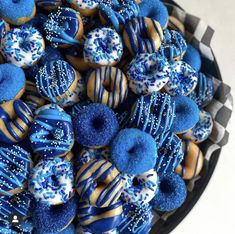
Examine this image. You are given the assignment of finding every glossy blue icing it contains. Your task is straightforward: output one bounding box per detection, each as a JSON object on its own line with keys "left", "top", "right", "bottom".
{"left": 36, "top": 0, "right": 62, "bottom": 10}
{"left": 183, "top": 44, "right": 201, "bottom": 71}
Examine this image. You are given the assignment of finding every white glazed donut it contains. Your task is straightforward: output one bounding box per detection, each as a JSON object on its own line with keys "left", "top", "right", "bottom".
{"left": 122, "top": 169, "right": 158, "bottom": 206}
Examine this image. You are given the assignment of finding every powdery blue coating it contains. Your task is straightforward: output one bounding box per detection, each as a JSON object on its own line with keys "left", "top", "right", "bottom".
{"left": 40, "top": 46, "right": 64, "bottom": 66}
{"left": 0, "top": 64, "right": 25, "bottom": 102}
{"left": 111, "top": 128, "right": 157, "bottom": 174}
{"left": 139, "top": 0, "right": 168, "bottom": 28}
{"left": 152, "top": 173, "right": 187, "bottom": 211}
{"left": 183, "top": 44, "right": 201, "bottom": 72}
{"left": 72, "top": 103, "right": 119, "bottom": 147}
{"left": 35, "top": 223, "right": 75, "bottom": 234}
{"left": 171, "top": 95, "right": 200, "bottom": 133}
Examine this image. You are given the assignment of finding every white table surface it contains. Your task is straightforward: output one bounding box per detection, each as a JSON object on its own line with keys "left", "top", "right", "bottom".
{"left": 171, "top": 1, "right": 235, "bottom": 234}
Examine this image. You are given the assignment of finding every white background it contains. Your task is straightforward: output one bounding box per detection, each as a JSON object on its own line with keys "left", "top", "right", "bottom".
{"left": 172, "top": 1, "right": 235, "bottom": 234}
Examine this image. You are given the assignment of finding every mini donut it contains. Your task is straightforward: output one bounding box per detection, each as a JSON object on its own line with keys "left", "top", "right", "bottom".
{"left": 40, "top": 46, "right": 64, "bottom": 66}
{"left": 181, "top": 110, "right": 213, "bottom": 143}
{"left": 76, "top": 159, "right": 122, "bottom": 207}
{"left": 0, "top": 0, "right": 36, "bottom": 25}
{"left": 176, "top": 141, "right": 204, "bottom": 180}
{"left": 0, "top": 146, "right": 32, "bottom": 196}
{"left": 84, "top": 27, "right": 123, "bottom": 67}
{"left": 111, "top": 128, "right": 157, "bottom": 175}
{"left": 35, "top": 60, "right": 79, "bottom": 103}
{"left": 35, "top": 0, "right": 63, "bottom": 11}
{"left": 87, "top": 66, "right": 128, "bottom": 109}
{"left": 165, "top": 61, "right": 198, "bottom": 96}
{"left": 170, "top": 95, "right": 200, "bottom": 133}
{"left": 123, "top": 17, "right": 164, "bottom": 56}
{"left": 159, "top": 29, "right": 187, "bottom": 61}
{"left": 139, "top": 0, "right": 169, "bottom": 28}
{"left": 99, "top": 0, "right": 140, "bottom": 31}
{"left": 127, "top": 53, "right": 171, "bottom": 95}
{"left": 152, "top": 173, "right": 187, "bottom": 211}
{"left": 1, "top": 27, "right": 45, "bottom": 68}
{"left": 130, "top": 92, "right": 175, "bottom": 136}
{"left": 77, "top": 200, "right": 123, "bottom": 233}
{"left": 122, "top": 169, "right": 158, "bottom": 206}
{"left": 29, "top": 157, "right": 74, "bottom": 205}
{"left": 29, "top": 104, "right": 74, "bottom": 157}
{"left": 0, "top": 18, "right": 10, "bottom": 40}
{"left": 0, "top": 64, "right": 26, "bottom": 103}
{"left": 155, "top": 131, "right": 184, "bottom": 174}
{"left": 44, "top": 7, "right": 84, "bottom": 48}
{"left": 0, "top": 100, "right": 34, "bottom": 144}
{"left": 188, "top": 72, "right": 214, "bottom": 108}
{"left": 168, "top": 16, "right": 185, "bottom": 35}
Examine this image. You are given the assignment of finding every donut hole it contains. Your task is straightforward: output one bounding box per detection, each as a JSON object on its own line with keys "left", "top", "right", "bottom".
{"left": 128, "top": 145, "right": 141, "bottom": 155}
{"left": 139, "top": 30, "right": 149, "bottom": 39}
{"left": 19, "top": 39, "right": 30, "bottom": 51}
{"left": 160, "top": 179, "right": 172, "bottom": 193}
{"left": 96, "top": 180, "right": 106, "bottom": 188}
{"left": 133, "top": 177, "right": 139, "bottom": 187}
{"left": 102, "top": 82, "right": 112, "bottom": 92}
{"left": 51, "top": 175, "right": 59, "bottom": 186}
{"left": 92, "top": 117, "right": 105, "bottom": 131}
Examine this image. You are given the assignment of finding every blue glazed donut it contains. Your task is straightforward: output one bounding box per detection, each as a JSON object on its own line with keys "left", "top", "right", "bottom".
{"left": 127, "top": 53, "right": 171, "bottom": 95}
{"left": 44, "top": 7, "right": 84, "bottom": 48}
{"left": 40, "top": 46, "right": 64, "bottom": 66}
{"left": 99, "top": 0, "right": 139, "bottom": 31}
{"left": 29, "top": 157, "right": 74, "bottom": 205}
{"left": 72, "top": 103, "right": 119, "bottom": 148}
{"left": 139, "top": 0, "right": 169, "bottom": 28}
{"left": 84, "top": 27, "right": 123, "bottom": 67}
{"left": 123, "top": 17, "right": 164, "bottom": 56}
{"left": 1, "top": 26, "right": 45, "bottom": 68}
{"left": 183, "top": 44, "right": 201, "bottom": 72}
{"left": 0, "top": 146, "right": 32, "bottom": 196}
{"left": 130, "top": 92, "right": 175, "bottom": 136}
{"left": 0, "top": 100, "right": 34, "bottom": 144}
{"left": 0, "top": 64, "right": 26, "bottom": 102}
{"left": 36, "top": 0, "right": 63, "bottom": 11}
{"left": 0, "top": 0, "right": 36, "bottom": 25}
{"left": 29, "top": 104, "right": 74, "bottom": 157}
{"left": 170, "top": 95, "right": 200, "bottom": 133}
{"left": 152, "top": 173, "right": 187, "bottom": 211}
{"left": 111, "top": 128, "right": 157, "bottom": 174}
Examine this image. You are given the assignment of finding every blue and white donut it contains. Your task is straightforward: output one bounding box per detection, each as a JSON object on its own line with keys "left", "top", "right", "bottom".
{"left": 165, "top": 61, "right": 198, "bottom": 96}
{"left": 122, "top": 169, "right": 158, "bottom": 206}
{"left": 0, "top": 26, "right": 45, "bottom": 68}
{"left": 127, "top": 53, "right": 171, "bottom": 95}
{"left": 29, "top": 104, "right": 74, "bottom": 158}
{"left": 84, "top": 27, "right": 123, "bottom": 67}
{"left": 35, "top": 0, "right": 62, "bottom": 11}
{"left": 29, "top": 157, "right": 74, "bottom": 205}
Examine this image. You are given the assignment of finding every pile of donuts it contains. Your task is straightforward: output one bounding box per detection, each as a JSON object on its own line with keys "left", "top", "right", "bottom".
{"left": 0, "top": 0, "right": 215, "bottom": 233}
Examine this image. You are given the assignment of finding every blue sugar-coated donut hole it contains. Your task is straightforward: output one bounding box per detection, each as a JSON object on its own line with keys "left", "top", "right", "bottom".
{"left": 183, "top": 44, "right": 202, "bottom": 72}
{"left": 111, "top": 128, "right": 157, "bottom": 174}
{"left": 72, "top": 103, "right": 119, "bottom": 147}
{"left": 0, "top": 64, "right": 26, "bottom": 102}
{"left": 171, "top": 95, "right": 199, "bottom": 133}
{"left": 152, "top": 173, "right": 187, "bottom": 211}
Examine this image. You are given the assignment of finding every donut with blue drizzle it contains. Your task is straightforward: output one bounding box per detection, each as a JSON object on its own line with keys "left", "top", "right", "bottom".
{"left": 0, "top": 145, "right": 32, "bottom": 196}
{"left": 29, "top": 104, "right": 74, "bottom": 157}
{"left": 36, "top": 0, "right": 63, "bottom": 11}
{"left": 44, "top": 7, "right": 84, "bottom": 48}
{"left": 183, "top": 44, "right": 201, "bottom": 71}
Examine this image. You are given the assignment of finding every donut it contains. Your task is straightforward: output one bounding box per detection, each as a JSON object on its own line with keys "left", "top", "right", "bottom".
{"left": 170, "top": 95, "right": 200, "bottom": 133}
{"left": 99, "top": 0, "right": 140, "bottom": 31}
{"left": 0, "top": 64, "right": 26, "bottom": 103}
{"left": 87, "top": 66, "right": 128, "bottom": 109}
{"left": 35, "top": 60, "right": 79, "bottom": 103}
{"left": 181, "top": 110, "right": 213, "bottom": 143}
{"left": 168, "top": 16, "right": 185, "bottom": 35}
{"left": 152, "top": 173, "right": 187, "bottom": 211}
{"left": 77, "top": 200, "right": 123, "bottom": 233}
{"left": 35, "top": 0, "right": 63, "bottom": 11}
{"left": 76, "top": 225, "right": 118, "bottom": 234}
{"left": 29, "top": 157, "right": 74, "bottom": 205}
{"left": 111, "top": 128, "right": 157, "bottom": 175}
{"left": 122, "top": 169, "right": 158, "bottom": 206}
{"left": 0, "top": 0, "right": 36, "bottom": 25}
{"left": 0, "top": 146, "right": 32, "bottom": 196}
{"left": 35, "top": 223, "right": 76, "bottom": 234}
{"left": 165, "top": 61, "right": 198, "bottom": 96}
{"left": 188, "top": 72, "right": 214, "bottom": 108}
{"left": 0, "top": 219, "right": 34, "bottom": 233}
{"left": 40, "top": 46, "right": 64, "bottom": 66}
{"left": 130, "top": 92, "right": 175, "bottom": 136}
{"left": 76, "top": 159, "right": 122, "bottom": 207}
{"left": 0, "top": 18, "right": 10, "bottom": 41}
{"left": 183, "top": 44, "right": 201, "bottom": 71}
{"left": 159, "top": 29, "right": 187, "bottom": 61}
{"left": 139, "top": 0, "right": 169, "bottom": 28}
{"left": 176, "top": 141, "right": 204, "bottom": 180}
{"left": 0, "top": 100, "right": 34, "bottom": 144}
{"left": 29, "top": 104, "right": 74, "bottom": 157}
{"left": 127, "top": 53, "right": 171, "bottom": 95}
{"left": 44, "top": 7, "right": 84, "bottom": 48}
{"left": 123, "top": 17, "right": 164, "bottom": 56}
{"left": 84, "top": 27, "right": 123, "bottom": 67}
{"left": 1, "top": 27, "right": 45, "bottom": 68}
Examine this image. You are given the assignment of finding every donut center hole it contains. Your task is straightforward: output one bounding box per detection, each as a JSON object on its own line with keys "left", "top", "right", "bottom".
{"left": 133, "top": 178, "right": 139, "bottom": 187}
{"left": 51, "top": 175, "right": 58, "bottom": 184}
{"left": 96, "top": 181, "right": 106, "bottom": 188}
{"left": 12, "top": 0, "right": 20, "bottom": 3}
{"left": 92, "top": 117, "right": 105, "bottom": 130}
{"left": 128, "top": 145, "right": 142, "bottom": 155}
{"left": 160, "top": 179, "right": 172, "bottom": 193}
{"left": 103, "top": 82, "right": 112, "bottom": 92}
